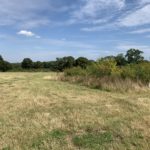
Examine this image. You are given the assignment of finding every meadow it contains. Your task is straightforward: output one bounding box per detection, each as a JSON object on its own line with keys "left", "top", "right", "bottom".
{"left": 0, "top": 72, "right": 150, "bottom": 150}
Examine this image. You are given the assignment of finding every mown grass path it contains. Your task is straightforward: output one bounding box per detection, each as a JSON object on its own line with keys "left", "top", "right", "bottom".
{"left": 0, "top": 73, "right": 150, "bottom": 150}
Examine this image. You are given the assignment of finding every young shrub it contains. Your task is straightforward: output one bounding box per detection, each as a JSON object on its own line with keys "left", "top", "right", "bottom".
{"left": 95, "top": 59, "right": 120, "bottom": 78}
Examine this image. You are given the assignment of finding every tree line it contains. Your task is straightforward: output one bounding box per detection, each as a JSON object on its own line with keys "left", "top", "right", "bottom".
{"left": 0, "top": 49, "right": 149, "bottom": 72}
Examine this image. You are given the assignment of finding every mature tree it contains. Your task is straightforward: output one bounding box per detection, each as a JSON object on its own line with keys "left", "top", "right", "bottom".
{"left": 63, "top": 56, "right": 75, "bottom": 68}
{"left": 115, "top": 53, "right": 127, "bottom": 66}
{"left": 125, "top": 49, "right": 144, "bottom": 64}
{"left": 75, "top": 57, "right": 90, "bottom": 69}
{"left": 56, "top": 56, "right": 75, "bottom": 71}
{"left": 56, "top": 58, "right": 66, "bottom": 71}
{"left": 21, "top": 58, "right": 33, "bottom": 69}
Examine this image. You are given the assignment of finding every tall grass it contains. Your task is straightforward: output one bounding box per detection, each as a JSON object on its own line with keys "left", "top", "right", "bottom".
{"left": 62, "top": 61, "right": 150, "bottom": 92}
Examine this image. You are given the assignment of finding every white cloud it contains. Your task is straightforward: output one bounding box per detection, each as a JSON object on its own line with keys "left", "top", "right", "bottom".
{"left": 130, "top": 28, "right": 150, "bottom": 34}
{"left": 73, "top": 0, "right": 125, "bottom": 20}
{"left": 139, "top": 0, "right": 150, "bottom": 4}
{"left": 0, "top": 0, "right": 72, "bottom": 28}
{"left": 35, "top": 35, "right": 41, "bottom": 39}
{"left": 117, "top": 44, "right": 149, "bottom": 50}
{"left": 19, "top": 19, "right": 50, "bottom": 29}
{"left": 81, "top": 22, "right": 117, "bottom": 32}
{"left": 17, "top": 30, "right": 40, "bottom": 38}
{"left": 0, "top": 0, "right": 49, "bottom": 26}
{"left": 119, "top": 4, "right": 150, "bottom": 27}
{"left": 78, "top": 1, "right": 150, "bottom": 31}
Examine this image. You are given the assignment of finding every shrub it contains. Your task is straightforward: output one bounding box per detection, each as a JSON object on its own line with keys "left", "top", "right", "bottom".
{"left": 62, "top": 59, "right": 150, "bottom": 92}
{"left": 121, "top": 62, "right": 150, "bottom": 83}
{"left": 65, "top": 67, "right": 87, "bottom": 76}
{"left": 135, "top": 62, "right": 150, "bottom": 83}
{"left": 121, "top": 65, "right": 136, "bottom": 80}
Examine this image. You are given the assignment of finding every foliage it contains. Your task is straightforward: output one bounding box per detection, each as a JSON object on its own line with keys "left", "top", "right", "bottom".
{"left": 64, "top": 57, "right": 150, "bottom": 90}
{"left": 125, "top": 49, "right": 144, "bottom": 64}
{"left": 55, "top": 56, "right": 75, "bottom": 71}
{"left": 75, "top": 57, "right": 91, "bottom": 69}
{"left": 0, "top": 60, "right": 12, "bottom": 72}
{"left": 0, "top": 55, "right": 12, "bottom": 72}
{"left": 115, "top": 53, "right": 127, "bottom": 66}
{"left": 0, "top": 49, "right": 149, "bottom": 76}
{"left": 33, "top": 61, "right": 43, "bottom": 69}
{"left": 65, "top": 67, "right": 87, "bottom": 76}
{"left": 21, "top": 58, "right": 33, "bottom": 69}
{"left": 121, "top": 62, "right": 150, "bottom": 83}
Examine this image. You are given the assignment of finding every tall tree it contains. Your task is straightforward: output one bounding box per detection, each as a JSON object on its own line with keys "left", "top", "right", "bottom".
{"left": 21, "top": 58, "right": 33, "bottom": 69}
{"left": 56, "top": 56, "right": 75, "bottom": 71}
{"left": 75, "top": 57, "right": 90, "bottom": 69}
{"left": 125, "top": 49, "right": 144, "bottom": 64}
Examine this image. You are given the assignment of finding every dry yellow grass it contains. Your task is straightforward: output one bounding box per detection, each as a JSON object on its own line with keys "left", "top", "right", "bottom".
{"left": 0, "top": 72, "right": 150, "bottom": 150}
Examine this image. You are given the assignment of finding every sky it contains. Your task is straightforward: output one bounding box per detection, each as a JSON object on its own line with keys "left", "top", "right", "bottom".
{"left": 0, "top": 0, "right": 150, "bottom": 62}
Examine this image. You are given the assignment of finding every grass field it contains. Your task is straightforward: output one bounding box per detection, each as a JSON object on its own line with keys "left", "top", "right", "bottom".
{"left": 0, "top": 73, "right": 150, "bottom": 150}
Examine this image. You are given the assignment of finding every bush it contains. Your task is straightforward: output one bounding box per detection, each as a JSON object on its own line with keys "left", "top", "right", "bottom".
{"left": 65, "top": 67, "right": 87, "bottom": 76}
{"left": 121, "top": 62, "right": 150, "bottom": 83}
{"left": 135, "top": 62, "right": 150, "bottom": 83}
{"left": 88, "top": 59, "right": 121, "bottom": 78}
{"left": 62, "top": 59, "right": 150, "bottom": 91}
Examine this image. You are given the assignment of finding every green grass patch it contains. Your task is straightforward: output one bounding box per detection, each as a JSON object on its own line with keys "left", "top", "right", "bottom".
{"left": 72, "top": 131, "right": 113, "bottom": 149}
{"left": 31, "top": 129, "right": 67, "bottom": 149}
{"left": 2, "top": 147, "right": 11, "bottom": 150}
{"left": 49, "top": 129, "right": 68, "bottom": 139}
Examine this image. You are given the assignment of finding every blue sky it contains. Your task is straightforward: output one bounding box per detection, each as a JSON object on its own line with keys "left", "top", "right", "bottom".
{"left": 0, "top": 0, "right": 150, "bottom": 62}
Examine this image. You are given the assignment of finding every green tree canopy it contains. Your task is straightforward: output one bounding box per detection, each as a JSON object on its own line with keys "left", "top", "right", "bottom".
{"left": 125, "top": 49, "right": 144, "bottom": 64}
{"left": 56, "top": 56, "right": 75, "bottom": 71}
{"left": 21, "top": 58, "right": 33, "bottom": 69}
{"left": 115, "top": 53, "right": 127, "bottom": 66}
{"left": 75, "top": 57, "right": 90, "bottom": 69}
